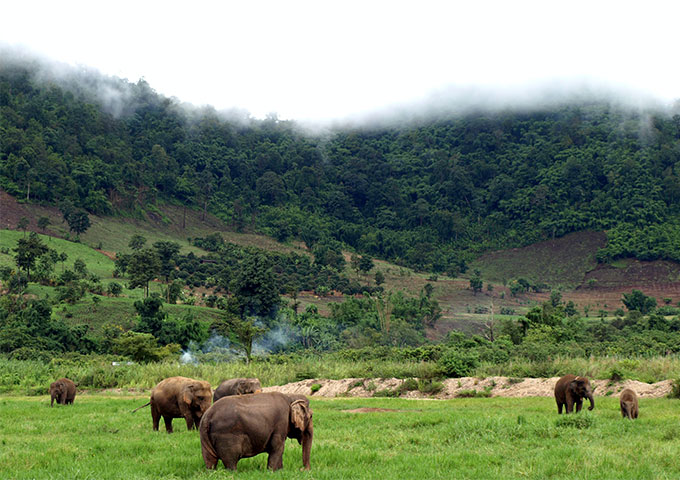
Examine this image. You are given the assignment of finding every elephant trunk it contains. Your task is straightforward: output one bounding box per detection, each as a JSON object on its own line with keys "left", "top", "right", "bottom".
{"left": 301, "top": 428, "right": 313, "bottom": 470}
{"left": 587, "top": 393, "right": 594, "bottom": 411}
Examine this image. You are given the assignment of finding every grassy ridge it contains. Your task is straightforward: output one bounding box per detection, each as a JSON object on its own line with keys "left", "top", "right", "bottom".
{"left": 1, "top": 395, "right": 679, "bottom": 479}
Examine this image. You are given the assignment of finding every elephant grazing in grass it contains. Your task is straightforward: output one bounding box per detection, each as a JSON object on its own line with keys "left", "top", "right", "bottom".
{"left": 212, "top": 377, "right": 262, "bottom": 402}
{"left": 133, "top": 376, "right": 212, "bottom": 433}
{"left": 200, "top": 392, "right": 313, "bottom": 471}
{"left": 554, "top": 374, "right": 594, "bottom": 414}
{"left": 620, "top": 388, "right": 639, "bottom": 419}
{"left": 50, "top": 378, "right": 76, "bottom": 406}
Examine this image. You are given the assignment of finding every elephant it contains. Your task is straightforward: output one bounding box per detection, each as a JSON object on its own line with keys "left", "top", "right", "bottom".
{"left": 213, "top": 377, "right": 262, "bottom": 402}
{"left": 620, "top": 388, "right": 639, "bottom": 419}
{"left": 133, "top": 376, "right": 212, "bottom": 433}
{"left": 554, "top": 374, "right": 594, "bottom": 414}
{"left": 199, "top": 391, "right": 313, "bottom": 471}
{"left": 50, "top": 378, "right": 76, "bottom": 406}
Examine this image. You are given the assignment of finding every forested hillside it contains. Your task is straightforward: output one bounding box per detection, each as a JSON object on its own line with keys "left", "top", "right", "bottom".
{"left": 2, "top": 55, "right": 680, "bottom": 274}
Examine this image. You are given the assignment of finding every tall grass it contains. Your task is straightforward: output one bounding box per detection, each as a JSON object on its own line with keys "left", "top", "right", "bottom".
{"left": 476, "top": 355, "right": 680, "bottom": 383}
{"left": 1, "top": 354, "right": 679, "bottom": 395}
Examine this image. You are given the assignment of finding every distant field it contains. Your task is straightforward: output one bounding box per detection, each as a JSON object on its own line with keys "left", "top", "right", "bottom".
{"left": 1, "top": 395, "right": 678, "bottom": 479}
{"left": 1, "top": 230, "right": 115, "bottom": 280}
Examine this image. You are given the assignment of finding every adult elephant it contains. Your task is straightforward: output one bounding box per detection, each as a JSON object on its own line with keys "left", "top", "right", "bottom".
{"left": 133, "top": 376, "right": 212, "bottom": 433}
{"left": 50, "top": 378, "right": 76, "bottom": 406}
{"left": 554, "top": 374, "right": 594, "bottom": 414}
{"left": 212, "top": 377, "right": 262, "bottom": 402}
{"left": 200, "top": 392, "right": 313, "bottom": 471}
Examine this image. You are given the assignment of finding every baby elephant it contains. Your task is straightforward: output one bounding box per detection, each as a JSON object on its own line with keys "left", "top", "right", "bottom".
{"left": 212, "top": 377, "right": 262, "bottom": 402}
{"left": 620, "top": 388, "right": 639, "bottom": 419}
{"left": 200, "top": 392, "right": 313, "bottom": 471}
{"left": 50, "top": 378, "right": 76, "bottom": 406}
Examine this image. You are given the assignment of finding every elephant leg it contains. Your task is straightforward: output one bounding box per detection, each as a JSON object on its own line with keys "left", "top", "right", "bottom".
{"left": 556, "top": 401, "right": 563, "bottom": 414}
{"left": 151, "top": 406, "right": 161, "bottom": 431}
{"left": 575, "top": 400, "right": 583, "bottom": 413}
{"left": 163, "top": 416, "right": 174, "bottom": 433}
{"left": 565, "top": 401, "right": 573, "bottom": 413}
{"left": 213, "top": 436, "right": 243, "bottom": 471}
{"left": 185, "top": 415, "right": 195, "bottom": 431}
{"left": 267, "top": 435, "right": 286, "bottom": 471}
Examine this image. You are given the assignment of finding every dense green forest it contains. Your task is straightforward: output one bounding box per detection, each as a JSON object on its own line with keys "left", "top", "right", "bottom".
{"left": 2, "top": 55, "right": 680, "bottom": 274}
{"left": 2, "top": 53, "right": 680, "bottom": 376}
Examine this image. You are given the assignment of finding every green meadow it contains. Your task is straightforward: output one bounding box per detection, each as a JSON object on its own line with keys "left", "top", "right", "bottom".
{"left": 0, "top": 395, "right": 678, "bottom": 479}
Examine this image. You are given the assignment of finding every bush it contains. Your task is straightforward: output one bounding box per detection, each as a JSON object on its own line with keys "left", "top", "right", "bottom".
{"left": 310, "top": 383, "right": 322, "bottom": 394}
{"left": 8, "top": 347, "right": 52, "bottom": 363}
{"left": 555, "top": 413, "right": 594, "bottom": 429}
{"left": 457, "top": 387, "right": 492, "bottom": 398}
{"left": 418, "top": 379, "right": 444, "bottom": 395}
{"left": 438, "top": 348, "right": 479, "bottom": 377}
{"left": 669, "top": 379, "right": 680, "bottom": 399}
{"left": 107, "top": 282, "right": 123, "bottom": 297}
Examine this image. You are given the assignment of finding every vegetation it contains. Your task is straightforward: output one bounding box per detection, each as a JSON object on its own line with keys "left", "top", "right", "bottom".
{"left": 1, "top": 395, "right": 680, "bottom": 479}
{"left": 2, "top": 55, "right": 680, "bottom": 277}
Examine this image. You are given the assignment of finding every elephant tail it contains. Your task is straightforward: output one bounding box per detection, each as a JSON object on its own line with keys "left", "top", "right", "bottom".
{"left": 131, "top": 401, "right": 151, "bottom": 413}
{"left": 199, "top": 415, "right": 219, "bottom": 469}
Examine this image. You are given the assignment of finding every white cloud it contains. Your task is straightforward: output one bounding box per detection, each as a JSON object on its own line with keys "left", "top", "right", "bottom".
{"left": 2, "top": 0, "right": 679, "bottom": 121}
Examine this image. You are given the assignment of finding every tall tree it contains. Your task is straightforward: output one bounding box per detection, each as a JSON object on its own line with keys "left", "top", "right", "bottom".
{"left": 13, "top": 232, "right": 48, "bottom": 281}
{"left": 153, "top": 241, "right": 181, "bottom": 302}
{"left": 127, "top": 249, "right": 161, "bottom": 297}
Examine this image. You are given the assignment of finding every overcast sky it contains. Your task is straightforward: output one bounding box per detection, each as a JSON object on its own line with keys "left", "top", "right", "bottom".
{"left": 2, "top": 0, "right": 679, "bottom": 122}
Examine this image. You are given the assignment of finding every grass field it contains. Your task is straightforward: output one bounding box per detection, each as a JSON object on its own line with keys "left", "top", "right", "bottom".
{"left": 1, "top": 395, "right": 679, "bottom": 479}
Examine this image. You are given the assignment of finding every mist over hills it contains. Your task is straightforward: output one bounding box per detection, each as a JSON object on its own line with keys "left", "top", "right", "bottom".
{"left": 2, "top": 48, "right": 680, "bottom": 273}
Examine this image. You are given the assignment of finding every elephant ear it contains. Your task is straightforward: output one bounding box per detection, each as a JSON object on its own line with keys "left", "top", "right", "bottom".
{"left": 183, "top": 384, "right": 195, "bottom": 405}
{"left": 290, "top": 399, "right": 310, "bottom": 430}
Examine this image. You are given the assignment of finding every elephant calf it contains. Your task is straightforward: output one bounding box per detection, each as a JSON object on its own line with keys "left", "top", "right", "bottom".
{"left": 554, "top": 374, "right": 594, "bottom": 414}
{"left": 212, "top": 377, "right": 262, "bottom": 402}
{"left": 620, "top": 388, "right": 639, "bottom": 419}
{"left": 50, "top": 378, "right": 76, "bottom": 406}
{"left": 200, "top": 392, "right": 313, "bottom": 471}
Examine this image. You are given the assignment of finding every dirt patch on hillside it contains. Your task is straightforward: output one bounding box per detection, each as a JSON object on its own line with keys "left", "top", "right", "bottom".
{"left": 263, "top": 377, "right": 673, "bottom": 399}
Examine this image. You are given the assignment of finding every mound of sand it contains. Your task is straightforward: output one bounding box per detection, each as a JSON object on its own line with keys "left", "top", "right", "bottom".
{"left": 263, "top": 377, "right": 673, "bottom": 399}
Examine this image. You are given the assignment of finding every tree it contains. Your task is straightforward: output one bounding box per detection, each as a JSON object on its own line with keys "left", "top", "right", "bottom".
{"left": 17, "top": 217, "right": 29, "bottom": 235}
{"left": 128, "top": 234, "right": 147, "bottom": 251}
{"left": 113, "top": 331, "right": 161, "bottom": 362}
{"left": 13, "top": 232, "right": 48, "bottom": 281}
{"left": 37, "top": 216, "right": 50, "bottom": 234}
{"left": 231, "top": 254, "right": 280, "bottom": 320}
{"left": 127, "top": 249, "right": 161, "bottom": 297}
{"left": 358, "top": 255, "right": 374, "bottom": 275}
{"left": 215, "top": 315, "right": 266, "bottom": 364}
{"left": 153, "top": 241, "right": 181, "bottom": 302}
{"left": 469, "top": 274, "right": 483, "bottom": 296}
{"left": 65, "top": 209, "right": 90, "bottom": 237}
{"left": 622, "top": 290, "right": 657, "bottom": 314}
{"left": 375, "top": 270, "right": 385, "bottom": 286}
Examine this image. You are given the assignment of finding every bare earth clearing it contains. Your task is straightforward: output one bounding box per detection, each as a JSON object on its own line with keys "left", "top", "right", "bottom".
{"left": 263, "top": 377, "right": 673, "bottom": 399}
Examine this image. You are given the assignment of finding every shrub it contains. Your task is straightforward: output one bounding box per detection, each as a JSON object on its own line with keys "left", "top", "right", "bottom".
{"left": 418, "top": 379, "right": 444, "bottom": 395}
{"left": 310, "top": 383, "right": 322, "bottom": 394}
{"left": 373, "top": 388, "right": 399, "bottom": 397}
{"left": 456, "top": 387, "right": 492, "bottom": 398}
{"left": 107, "top": 282, "right": 123, "bottom": 296}
{"left": 438, "top": 348, "right": 479, "bottom": 377}
{"left": 401, "top": 378, "right": 419, "bottom": 392}
{"left": 556, "top": 414, "right": 594, "bottom": 429}
{"left": 669, "top": 379, "right": 680, "bottom": 399}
